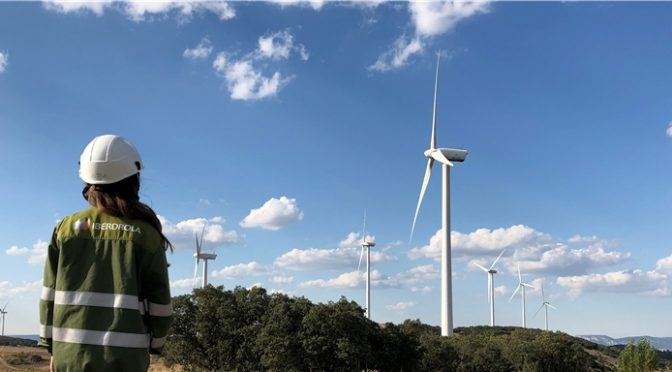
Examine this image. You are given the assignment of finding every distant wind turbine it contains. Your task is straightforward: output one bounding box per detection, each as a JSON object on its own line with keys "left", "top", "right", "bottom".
{"left": 193, "top": 224, "right": 217, "bottom": 288}
{"left": 410, "top": 54, "right": 468, "bottom": 337}
{"left": 534, "top": 284, "right": 556, "bottom": 331}
{"left": 357, "top": 212, "right": 376, "bottom": 320}
{"left": 1, "top": 303, "right": 7, "bottom": 336}
{"left": 508, "top": 263, "right": 535, "bottom": 328}
{"left": 474, "top": 250, "right": 505, "bottom": 327}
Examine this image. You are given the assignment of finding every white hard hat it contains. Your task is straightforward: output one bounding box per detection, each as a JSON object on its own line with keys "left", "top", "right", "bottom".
{"left": 79, "top": 134, "right": 143, "bottom": 184}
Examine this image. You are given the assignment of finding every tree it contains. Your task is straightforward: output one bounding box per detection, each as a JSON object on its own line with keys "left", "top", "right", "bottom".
{"left": 299, "top": 297, "right": 377, "bottom": 371}
{"left": 256, "top": 293, "right": 313, "bottom": 371}
{"left": 618, "top": 338, "right": 658, "bottom": 372}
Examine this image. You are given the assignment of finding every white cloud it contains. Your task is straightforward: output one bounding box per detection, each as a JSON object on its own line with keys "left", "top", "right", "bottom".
{"left": 411, "top": 285, "right": 432, "bottom": 294}
{"left": 5, "top": 240, "right": 48, "bottom": 265}
{"left": 655, "top": 254, "right": 672, "bottom": 275}
{"left": 394, "top": 264, "right": 439, "bottom": 285}
{"left": 370, "top": 1, "right": 489, "bottom": 71}
{"left": 385, "top": 301, "right": 416, "bottom": 313}
{"left": 42, "top": 0, "right": 113, "bottom": 15}
{"left": 5, "top": 246, "right": 29, "bottom": 256}
{"left": 267, "top": 0, "right": 325, "bottom": 11}
{"left": 557, "top": 270, "right": 668, "bottom": 299}
{"left": 159, "top": 215, "right": 240, "bottom": 250}
{"left": 0, "top": 280, "right": 42, "bottom": 299}
{"left": 666, "top": 122, "right": 672, "bottom": 138}
{"left": 494, "top": 285, "right": 508, "bottom": 297}
{"left": 410, "top": 1, "right": 489, "bottom": 38}
{"left": 170, "top": 277, "right": 200, "bottom": 289}
{"left": 274, "top": 232, "right": 393, "bottom": 271}
{"left": 567, "top": 235, "right": 599, "bottom": 244}
{"left": 43, "top": 0, "right": 235, "bottom": 22}
{"left": 211, "top": 261, "right": 271, "bottom": 279}
{"left": 298, "top": 264, "right": 437, "bottom": 291}
{"left": 240, "top": 196, "right": 304, "bottom": 230}
{"left": 369, "top": 35, "right": 423, "bottom": 72}
{"left": 210, "top": 29, "right": 307, "bottom": 101}
{"left": 184, "top": 38, "right": 213, "bottom": 60}
{"left": 409, "top": 225, "right": 629, "bottom": 276}
{"left": 271, "top": 275, "right": 294, "bottom": 284}
{"left": 516, "top": 241, "right": 629, "bottom": 276}
{"left": 299, "top": 270, "right": 362, "bottom": 289}
{"left": 0, "top": 52, "right": 8, "bottom": 73}
{"left": 257, "top": 30, "right": 305, "bottom": 60}
{"left": 409, "top": 225, "right": 549, "bottom": 261}
{"left": 213, "top": 53, "right": 287, "bottom": 100}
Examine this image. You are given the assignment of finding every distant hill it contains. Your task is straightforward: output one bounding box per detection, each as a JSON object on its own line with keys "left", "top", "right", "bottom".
{"left": 578, "top": 335, "right": 672, "bottom": 351}
{"left": 0, "top": 335, "right": 38, "bottom": 347}
{"left": 9, "top": 335, "right": 39, "bottom": 341}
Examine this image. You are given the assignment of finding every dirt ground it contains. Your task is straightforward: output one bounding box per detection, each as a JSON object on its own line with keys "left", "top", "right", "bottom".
{"left": 0, "top": 346, "right": 175, "bottom": 372}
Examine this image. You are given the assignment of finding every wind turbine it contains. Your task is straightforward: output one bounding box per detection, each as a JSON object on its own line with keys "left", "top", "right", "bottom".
{"left": 474, "top": 250, "right": 505, "bottom": 327}
{"left": 357, "top": 213, "right": 376, "bottom": 320}
{"left": 193, "top": 224, "right": 217, "bottom": 288}
{"left": 410, "top": 54, "right": 468, "bottom": 337}
{"left": 1, "top": 303, "right": 7, "bottom": 337}
{"left": 508, "top": 263, "right": 534, "bottom": 328}
{"left": 534, "top": 284, "right": 556, "bottom": 331}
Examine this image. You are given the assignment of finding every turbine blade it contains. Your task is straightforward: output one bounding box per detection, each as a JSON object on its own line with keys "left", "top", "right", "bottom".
{"left": 361, "top": 209, "right": 367, "bottom": 244}
{"left": 193, "top": 257, "right": 199, "bottom": 288}
{"left": 357, "top": 246, "right": 365, "bottom": 272}
{"left": 517, "top": 262, "right": 522, "bottom": 282}
{"left": 490, "top": 249, "right": 505, "bottom": 271}
{"left": 522, "top": 283, "right": 535, "bottom": 288}
{"left": 195, "top": 235, "right": 201, "bottom": 256}
{"left": 509, "top": 285, "right": 521, "bottom": 303}
{"left": 199, "top": 223, "right": 206, "bottom": 252}
{"left": 533, "top": 303, "right": 545, "bottom": 318}
{"left": 474, "top": 263, "right": 489, "bottom": 272}
{"left": 547, "top": 303, "right": 557, "bottom": 310}
{"left": 1, "top": 303, "right": 7, "bottom": 312}
{"left": 429, "top": 149, "right": 454, "bottom": 166}
{"left": 430, "top": 54, "right": 440, "bottom": 150}
{"left": 410, "top": 158, "right": 434, "bottom": 242}
{"left": 541, "top": 285, "right": 546, "bottom": 302}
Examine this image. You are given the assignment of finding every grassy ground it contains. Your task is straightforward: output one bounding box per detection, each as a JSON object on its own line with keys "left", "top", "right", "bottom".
{"left": 0, "top": 346, "right": 175, "bottom": 371}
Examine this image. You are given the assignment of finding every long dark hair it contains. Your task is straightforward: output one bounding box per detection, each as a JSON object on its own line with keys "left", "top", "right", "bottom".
{"left": 82, "top": 174, "right": 173, "bottom": 252}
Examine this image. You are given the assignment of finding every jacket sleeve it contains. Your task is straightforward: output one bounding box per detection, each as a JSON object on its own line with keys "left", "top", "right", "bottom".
{"left": 141, "top": 245, "right": 173, "bottom": 354}
{"left": 38, "top": 225, "right": 60, "bottom": 353}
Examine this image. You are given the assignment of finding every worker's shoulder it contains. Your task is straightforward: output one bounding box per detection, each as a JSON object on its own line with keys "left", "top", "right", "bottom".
{"left": 56, "top": 207, "right": 162, "bottom": 247}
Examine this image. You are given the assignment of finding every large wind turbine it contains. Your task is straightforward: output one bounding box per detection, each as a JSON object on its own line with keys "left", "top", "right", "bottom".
{"left": 474, "top": 250, "right": 505, "bottom": 327}
{"left": 193, "top": 224, "right": 217, "bottom": 288}
{"left": 357, "top": 213, "right": 376, "bottom": 320}
{"left": 534, "top": 285, "right": 556, "bottom": 331}
{"left": 1, "top": 303, "right": 7, "bottom": 336}
{"left": 508, "top": 263, "right": 534, "bottom": 328}
{"left": 411, "top": 54, "right": 468, "bottom": 336}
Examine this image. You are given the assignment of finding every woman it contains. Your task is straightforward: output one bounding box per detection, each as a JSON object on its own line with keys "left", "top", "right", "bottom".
{"left": 39, "top": 134, "right": 173, "bottom": 371}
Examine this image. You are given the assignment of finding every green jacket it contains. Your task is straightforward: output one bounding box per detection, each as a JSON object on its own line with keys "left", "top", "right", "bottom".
{"left": 38, "top": 207, "right": 173, "bottom": 372}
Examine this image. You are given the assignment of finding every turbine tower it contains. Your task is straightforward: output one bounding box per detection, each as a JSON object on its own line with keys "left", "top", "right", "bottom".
{"left": 474, "top": 250, "right": 505, "bottom": 327}
{"left": 357, "top": 214, "right": 376, "bottom": 320}
{"left": 534, "top": 285, "right": 556, "bottom": 331}
{"left": 1, "top": 303, "right": 7, "bottom": 337}
{"left": 508, "top": 263, "right": 534, "bottom": 328}
{"left": 411, "top": 54, "right": 468, "bottom": 336}
{"left": 193, "top": 224, "right": 217, "bottom": 288}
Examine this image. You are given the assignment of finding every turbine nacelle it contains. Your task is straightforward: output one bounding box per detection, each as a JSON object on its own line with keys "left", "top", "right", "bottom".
{"left": 195, "top": 252, "right": 217, "bottom": 260}
{"left": 423, "top": 148, "right": 468, "bottom": 164}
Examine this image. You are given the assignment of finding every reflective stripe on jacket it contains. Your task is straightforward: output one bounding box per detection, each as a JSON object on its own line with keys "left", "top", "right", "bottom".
{"left": 38, "top": 207, "right": 172, "bottom": 372}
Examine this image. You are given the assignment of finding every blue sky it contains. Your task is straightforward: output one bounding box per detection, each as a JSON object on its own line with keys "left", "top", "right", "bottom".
{"left": 1, "top": 1, "right": 672, "bottom": 338}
